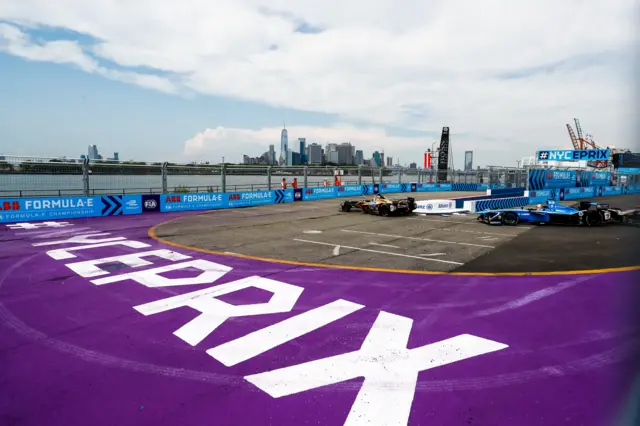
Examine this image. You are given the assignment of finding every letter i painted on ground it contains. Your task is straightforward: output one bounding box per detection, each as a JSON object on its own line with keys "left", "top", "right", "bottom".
{"left": 245, "top": 311, "right": 508, "bottom": 426}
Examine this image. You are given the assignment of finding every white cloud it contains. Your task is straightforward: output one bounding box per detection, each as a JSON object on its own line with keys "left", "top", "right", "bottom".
{"left": 1, "top": 0, "right": 638, "bottom": 164}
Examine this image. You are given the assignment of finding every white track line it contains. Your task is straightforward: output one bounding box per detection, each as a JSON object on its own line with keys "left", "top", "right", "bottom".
{"left": 292, "top": 239, "right": 463, "bottom": 265}
{"left": 369, "top": 242, "right": 401, "bottom": 249}
{"left": 440, "top": 228, "right": 518, "bottom": 237}
{"left": 340, "top": 229, "right": 496, "bottom": 248}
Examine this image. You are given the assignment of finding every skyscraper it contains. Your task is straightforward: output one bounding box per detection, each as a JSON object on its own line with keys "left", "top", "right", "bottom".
{"left": 355, "top": 150, "right": 364, "bottom": 165}
{"left": 307, "top": 143, "right": 323, "bottom": 164}
{"left": 298, "top": 138, "right": 306, "bottom": 164}
{"left": 279, "top": 123, "right": 288, "bottom": 165}
{"left": 372, "top": 151, "right": 381, "bottom": 167}
{"left": 464, "top": 151, "right": 473, "bottom": 171}
{"left": 268, "top": 145, "right": 276, "bottom": 165}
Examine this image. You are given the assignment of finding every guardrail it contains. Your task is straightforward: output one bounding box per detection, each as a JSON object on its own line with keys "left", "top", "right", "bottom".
{"left": 0, "top": 183, "right": 637, "bottom": 223}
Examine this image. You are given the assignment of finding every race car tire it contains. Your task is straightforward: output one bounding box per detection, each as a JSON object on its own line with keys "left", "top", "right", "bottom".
{"left": 378, "top": 205, "right": 390, "bottom": 217}
{"left": 341, "top": 203, "right": 351, "bottom": 212}
{"left": 362, "top": 206, "right": 369, "bottom": 214}
{"left": 501, "top": 212, "right": 519, "bottom": 226}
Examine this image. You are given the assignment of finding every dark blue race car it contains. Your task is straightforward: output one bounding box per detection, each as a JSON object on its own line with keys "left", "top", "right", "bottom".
{"left": 476, "top": 199, "right": 619, "bottom": 226}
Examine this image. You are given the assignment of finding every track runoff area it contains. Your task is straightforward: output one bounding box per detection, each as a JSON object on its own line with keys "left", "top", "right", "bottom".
{"left": 1, "top": 191, "right": 639, "bottom": 426}
{"left": 153, "top": 191, "right": 640, "bottom": 274}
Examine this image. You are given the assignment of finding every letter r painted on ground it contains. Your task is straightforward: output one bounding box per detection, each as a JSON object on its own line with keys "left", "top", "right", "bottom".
{"left": 133, "top": 276, "right": 304, "bottom": 346}
{"left": 245, "top": 311, "right": 508, "bottom": 426}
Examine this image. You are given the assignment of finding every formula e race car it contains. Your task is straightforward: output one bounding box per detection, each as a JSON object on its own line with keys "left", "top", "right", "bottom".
{"left": 476, "top": 199, "right": 619, "bottom": 226}
{"left": 340, "top": 194, "right": 417, "bottom": 216}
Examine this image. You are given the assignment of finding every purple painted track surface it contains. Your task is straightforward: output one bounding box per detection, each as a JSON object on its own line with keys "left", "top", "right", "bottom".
{"left": 1, "top": 213, "right": 638, "bottom": 426}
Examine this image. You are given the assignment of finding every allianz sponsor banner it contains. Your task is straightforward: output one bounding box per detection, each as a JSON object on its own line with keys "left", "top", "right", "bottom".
{"left": 537, "top": 149, "right": 610, "bottom": 162}
{"left": 302, "top": 186, "right": 337, "bottom": 201}
{"left": 0, "top": 195, "right": 141, "bottom": 223}
{"left": 415, "top": 183, "right": 453, "bottom": 192}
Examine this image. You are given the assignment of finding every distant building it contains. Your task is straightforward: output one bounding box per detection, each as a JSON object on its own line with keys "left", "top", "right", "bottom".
{"left": 87, "top": 144, "right": 102, "bottom": 160}
{"left": 307, "top": 143, "right": 323, "bottom": 164}
{"left": 268, "top": 145, "right": 276, "bottom": 165}
{"left": 355, "top": 150, "right": 364, "bottom": 165}
{"left": 327, "top": 150, "right": 339, "bottom": 164}
{"left": 337, "top": 143, "right": 353, "bottom": 165}
{"left": 380, "top": 152, "right": 385, "bottom": 167}
{"left": 280, "top": 124, "right": 288, "bottom": 165}
{"left": 286, "top": 149, "right": 293, "bottom": 166}
{"left": 409, "top": 162, "right": 417, "bottom": 169}
{"left": 372, "top": 151, "right": 381, "bottom": 167}
{"left": 386, "top": 156, "right": 393, "bottom": 167}
{"left": 298, "top": 138, "right": 306, "bottom": 164}
{"left": 464, "top": 151, "right": 473, "bottom": 171}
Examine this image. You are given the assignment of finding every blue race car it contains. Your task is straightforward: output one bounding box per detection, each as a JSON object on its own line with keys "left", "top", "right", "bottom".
{"left": 476, "top": 199, "right": 614, "bottom": 226}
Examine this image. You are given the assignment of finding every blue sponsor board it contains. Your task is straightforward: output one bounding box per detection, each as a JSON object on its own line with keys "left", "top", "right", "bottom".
{"left": 226, "top": 190, "right": 292, "bottom": 208}
{"left": 563, "top": 187, "right": 595, "bottom": 200}
{"left": 537, "top": 149, "right": 610, "bottom": 162}
{"left": 529, "top": 169, "right": 577, "bottom": 190}
{"left": 415, "top": 183, "right": 453, "bottom": 192}
{"left": 336, "top": 185, "right": 366, "bottom": 198}
{"left": 302, "top": 186, "right": 337, "bottom": 201}
{"left": 617, "top": 168, "right": 640, "bottom": 173}
{"left": 0, "top": 195, "right": 142, "bottom": 223}
{"left": 160, "top": 193, "right": 226, "bottom": 212}
{"left": 378, "top": 183, "right": 406, "bottom": 194}
{"left": 578, "top": 171, "right": 611, "bottom": 187}
{"left": 527, "top": 189, "right": 555, "bottom": 204}
{"left": 602, "top": 186, "right": 623, "bottom": 196}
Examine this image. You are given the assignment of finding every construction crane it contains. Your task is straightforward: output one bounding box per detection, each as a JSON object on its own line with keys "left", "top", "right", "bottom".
{"left": 566, "top": 124, "right": 581, "bottom": 150}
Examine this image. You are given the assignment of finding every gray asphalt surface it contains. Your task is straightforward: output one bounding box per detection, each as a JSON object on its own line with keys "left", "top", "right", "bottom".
{"left": 155, "top": 192, "right": 640, "bottom": 273}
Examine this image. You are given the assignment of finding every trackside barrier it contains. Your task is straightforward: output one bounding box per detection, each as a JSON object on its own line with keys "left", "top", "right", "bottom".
{"left": 0, "top": 195, "right": 142, "bottom": 223}
{"left": 1, "top": 184, "right": 636, "bottom": 223}
{"left": 464, "top": 197, "right": 530, "bottom": 213}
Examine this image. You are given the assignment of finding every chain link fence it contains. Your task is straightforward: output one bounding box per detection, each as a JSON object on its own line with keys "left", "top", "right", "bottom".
{"left": 1, "top": 155, "right": 632, "bottom": 197}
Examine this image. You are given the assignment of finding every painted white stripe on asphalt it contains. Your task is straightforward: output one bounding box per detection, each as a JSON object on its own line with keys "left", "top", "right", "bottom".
{"left": 340, "top": 230, "right": 496, "bottom": 248}
{"left": 369, "top": 242, "right": 401, "bottom": 249}
{"left": 293, "top": 239, "right": 463, "bottom": 265}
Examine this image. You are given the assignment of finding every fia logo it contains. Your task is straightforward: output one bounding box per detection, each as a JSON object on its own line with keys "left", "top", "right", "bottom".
{"left": 144, "top": 199, "right": 158, "bottom": 209}
{"left": 294, "top": 191, "right": 302, "bottom": 200}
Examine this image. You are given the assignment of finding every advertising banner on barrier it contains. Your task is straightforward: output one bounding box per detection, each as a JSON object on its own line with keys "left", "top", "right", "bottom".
{"left": 527, "top": 189, "right": 555, "bottom": 204}
{"left": 537, "top": 149, "right": 610, "bottom": 162}
{"left": 142, "top": 194, "right": 161, "bottom": 213}
{"left": 529, "top": 169, "right": 577, "bottom": 190}
{"left": 379, "top": 183, "right": 412, "bottom": 193}
{"left": 160, "top": 190, "right": 293, "bottom": 212}
{"left": 161, "top": 193, "right": 225, "bottom": 212}
{"left": 563, "top": 187, "right": 596, "bottom": 200}
{"left": 602, "top": 186, "right": 623, "bottom": 196}
{"left": 302, "top": 187, "right": 337, "bottom": 201}
{"left": 336, "top": 185, "right": 366, "bottom": 198}
{"left": 415, "top": 183, "right": 453, "bottom": 192}
{"left": 0, "top": 195, "right": 142, "bottom": 223}
{"left": 226, "top": 190, "right": 293, "bottom": 208}
{"left": 579, "top": 171, "right": 610, "bottom": 187}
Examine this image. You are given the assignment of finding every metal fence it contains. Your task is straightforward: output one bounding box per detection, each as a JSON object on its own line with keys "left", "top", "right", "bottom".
{"left": 0, "top": 155, "right": 618, "bottom": 198}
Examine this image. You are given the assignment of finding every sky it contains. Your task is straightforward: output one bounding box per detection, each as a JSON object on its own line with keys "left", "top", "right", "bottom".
{"left": 0, "top": 0, "right": 638, "bottom": 168}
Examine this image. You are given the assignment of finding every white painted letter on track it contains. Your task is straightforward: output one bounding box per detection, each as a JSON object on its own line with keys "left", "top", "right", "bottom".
{"left": 66, "top": 249, "right": 192, "bottom": 278}
{"left": 91, "top": 259, "right": 231, "bottom": 288}
{"left": 208, "top": 299, "right": 365, "bottom": 366}
{"left": 46, "top": 240, "right": 151, "bottom": 260}
{"left": 245, "top": 311, "right": 508, "bottom": 426}
{"left": 134, "top": 276, "right": 304, "bottom": 346}
{"left": 33, "top": 232, "right": 126, "bottom": 247}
